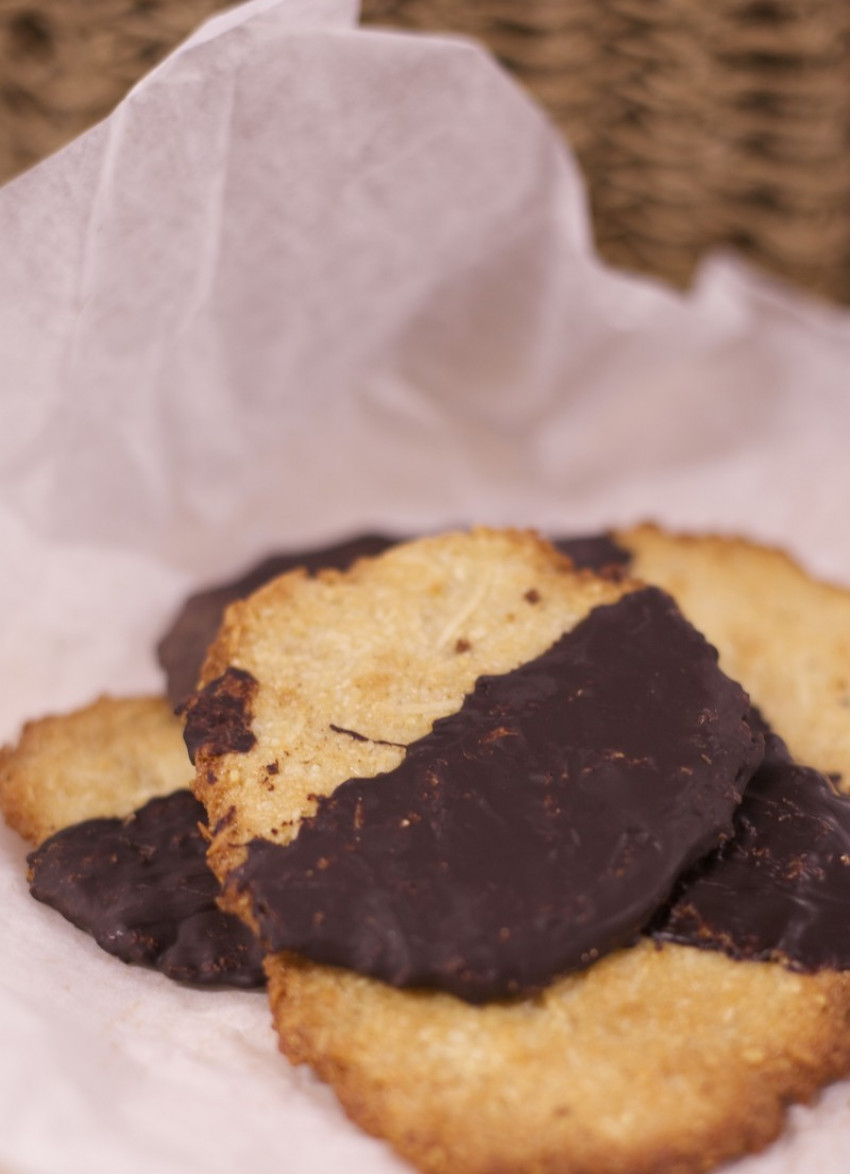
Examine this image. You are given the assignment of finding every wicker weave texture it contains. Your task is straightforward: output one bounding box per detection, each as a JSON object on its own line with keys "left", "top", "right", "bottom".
{"left": 1, "top": 0, "right": 848, "bottom": 301}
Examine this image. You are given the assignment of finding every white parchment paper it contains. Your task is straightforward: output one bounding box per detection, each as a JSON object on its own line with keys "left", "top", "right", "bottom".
{"left": 1, "top": 1, "right": 850, "bottom": 1170}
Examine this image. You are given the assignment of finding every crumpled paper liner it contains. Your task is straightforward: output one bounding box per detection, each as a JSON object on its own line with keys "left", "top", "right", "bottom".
{"left": 1, "top": 0, "right": 849, "bottom": 1171}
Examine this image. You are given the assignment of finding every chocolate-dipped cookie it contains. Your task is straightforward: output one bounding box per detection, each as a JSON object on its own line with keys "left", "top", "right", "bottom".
{"left": 0, "top": 696, "right": 264, "bottom": 988}
{"left": 220, "top": 585, "right": 761, "bottom": 1000}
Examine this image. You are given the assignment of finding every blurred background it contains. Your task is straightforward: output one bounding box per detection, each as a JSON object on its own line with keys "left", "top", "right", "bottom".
{"left": 1, "top": 0, "right": 848, "bottom": 303}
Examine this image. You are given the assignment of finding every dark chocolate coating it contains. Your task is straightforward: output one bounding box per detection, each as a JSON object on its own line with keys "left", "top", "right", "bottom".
{"left": 28, "top": 791, "right": 265, "bottom": 988}
{"left": 653, "top": 729, "right": 850, "bottom": 970}
{"left": 552, "top": 533, "right": 632, "bottom": 577}
{"left": 158, "top": 535, "right": 398, "bottom": 707}
{"left": 182, "top": 666, "right": 258, "bottom": 765}
{"left": 230, "top": 588, "right": 762, "bottom": 1002}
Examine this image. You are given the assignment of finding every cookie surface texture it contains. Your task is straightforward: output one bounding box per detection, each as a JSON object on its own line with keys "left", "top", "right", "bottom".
{"left": 616, "top": 524, "right": 850, "bottom": 785}
{"left": 268, "top": 944, "right": 850, "bottom": 1174}
{"left": 0, "top": 695, "right": 194, "bottom": 844}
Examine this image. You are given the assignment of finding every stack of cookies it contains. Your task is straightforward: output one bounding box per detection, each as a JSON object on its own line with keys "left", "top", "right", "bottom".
{"left": 3, "top": 525, "right": 850, "bottom": 1174}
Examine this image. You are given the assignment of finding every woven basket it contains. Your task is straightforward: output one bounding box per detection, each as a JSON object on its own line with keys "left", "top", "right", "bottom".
{"left": 1, "top": 0, "right": 848, "bottom": 302}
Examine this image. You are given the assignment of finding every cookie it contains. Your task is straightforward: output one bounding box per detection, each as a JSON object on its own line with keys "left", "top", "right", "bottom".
{"left": 218, "top": 583, "right": 760, "bottom": 1001}
{"left": 0, "top": 695, "right": 194, "bottom": 844}
{"left": 0, "top": 695, "right": 265, "bottom": 987}
{"left": 183, "top": 525, "right": 850, "bottom": 1174}
{"left": 268, "top": 941, "right": 850, "bottom": 1174}
{"left": 179, "top": 526, "right": 849, "bottom": 1172}
{"left": 186, "top": 528, "right": 763, "bottom": 948}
